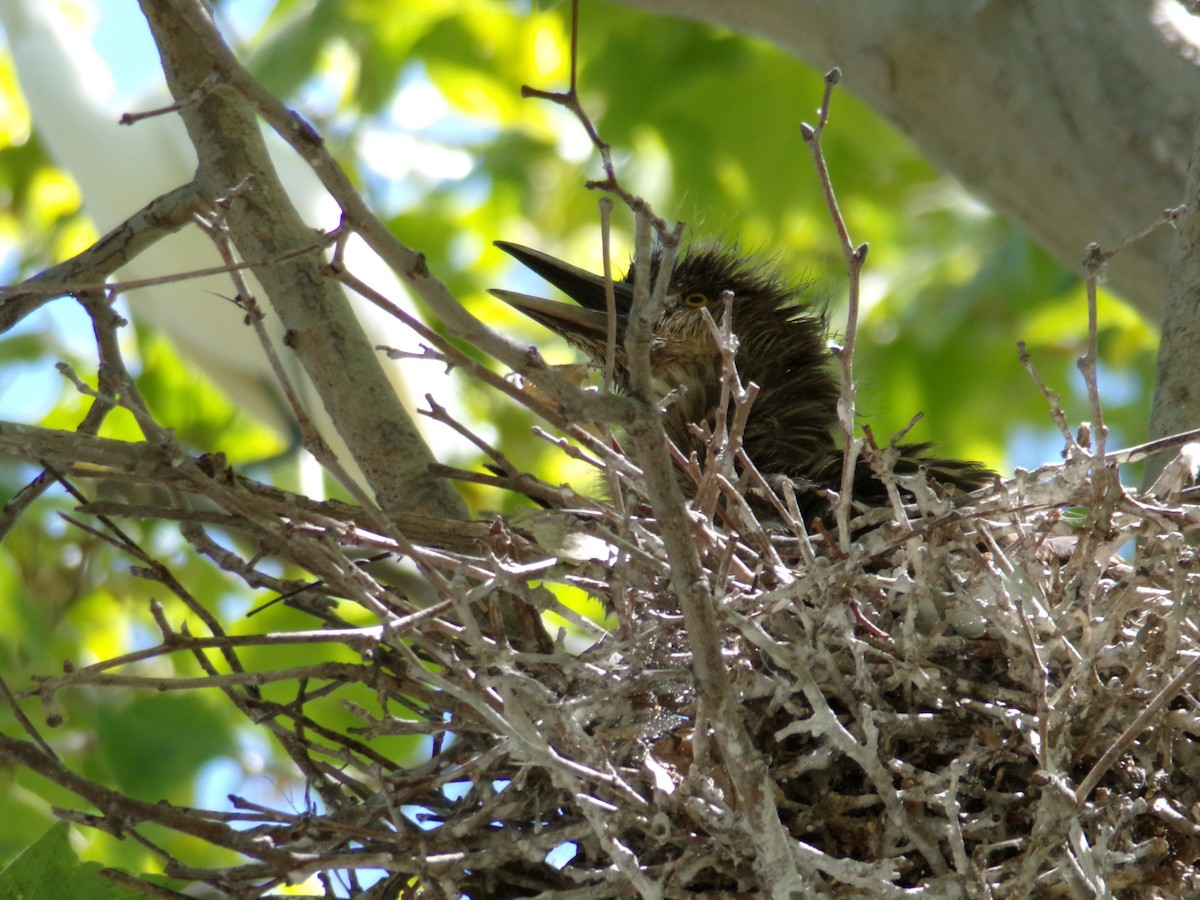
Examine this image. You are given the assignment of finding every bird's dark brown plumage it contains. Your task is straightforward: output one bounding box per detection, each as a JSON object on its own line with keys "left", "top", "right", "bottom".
{"left": 491, "top": 240, "right": 994, "bottom": 521}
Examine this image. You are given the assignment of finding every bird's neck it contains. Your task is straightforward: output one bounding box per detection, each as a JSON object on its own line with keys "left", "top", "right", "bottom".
{"left": 650, "top": 335, "right": 842, "bottom": 482}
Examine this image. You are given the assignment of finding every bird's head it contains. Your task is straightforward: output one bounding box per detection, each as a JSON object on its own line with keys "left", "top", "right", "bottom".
{"left": 490, "top": 240, "right": 841, "bottom": 474}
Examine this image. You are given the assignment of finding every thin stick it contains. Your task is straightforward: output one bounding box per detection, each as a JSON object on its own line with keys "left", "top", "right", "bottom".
{"left": 800, "top": 68, "right": 867, "bottom": 548}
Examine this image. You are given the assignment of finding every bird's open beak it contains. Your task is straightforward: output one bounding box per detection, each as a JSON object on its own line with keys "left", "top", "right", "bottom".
{"left": 489, "top": 241, "right": 631, "bottom": 339}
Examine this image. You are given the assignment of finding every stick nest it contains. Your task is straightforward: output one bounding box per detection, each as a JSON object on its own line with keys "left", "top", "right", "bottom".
{"left": 26, "top": 425, "right": 1200, "bottom": 899}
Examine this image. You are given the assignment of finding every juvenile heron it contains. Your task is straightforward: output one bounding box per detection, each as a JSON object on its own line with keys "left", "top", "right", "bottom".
{"left": 492, "top": 240, "right": 993, "bottom": 522}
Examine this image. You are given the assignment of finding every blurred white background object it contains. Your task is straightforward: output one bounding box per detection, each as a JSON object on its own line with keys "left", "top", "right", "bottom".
{"left": 0, "top": 0, "right": 450, "bottom": 493}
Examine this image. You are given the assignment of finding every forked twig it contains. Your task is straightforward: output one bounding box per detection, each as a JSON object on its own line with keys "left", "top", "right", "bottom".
{"left": 800, "top": 68, "right": 868, "bottom": 548}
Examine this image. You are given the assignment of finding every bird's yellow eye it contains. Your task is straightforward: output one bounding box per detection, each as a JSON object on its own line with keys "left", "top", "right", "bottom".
{"left": 683, "top": 293, "right": 709, "bottom": 308}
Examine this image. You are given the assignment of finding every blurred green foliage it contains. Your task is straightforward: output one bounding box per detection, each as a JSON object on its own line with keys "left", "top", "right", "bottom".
{"left": 0, "top": 0, "right": 1158, "bottom": 883}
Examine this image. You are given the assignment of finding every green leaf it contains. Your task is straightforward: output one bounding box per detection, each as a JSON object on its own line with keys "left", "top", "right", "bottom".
{"left": 0, "top": 823, "right": 137, "bottom": 900}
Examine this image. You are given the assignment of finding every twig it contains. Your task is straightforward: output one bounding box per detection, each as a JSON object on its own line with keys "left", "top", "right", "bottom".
{"left": 118, "top": 72, "right": 220, "bottom": 125}
{"left": 1080, "top": 243, "right": 1109, "bottom": 486}
{"left": 800, "top": 68, "right": 868, "bottom": 549}
{"left": 1076, "top": 651, "right": 1200, "bottom": 803}
{"left": 1017, "top": 340, "right": 1084, "bottom": 456}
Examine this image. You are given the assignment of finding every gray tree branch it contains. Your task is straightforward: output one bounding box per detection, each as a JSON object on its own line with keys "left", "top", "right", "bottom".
{"left": 139, "top": 0, "right": 467, "bottom": 521}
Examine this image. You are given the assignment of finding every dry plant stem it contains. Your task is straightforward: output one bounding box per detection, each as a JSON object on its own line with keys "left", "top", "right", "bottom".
{"left": 51, "top": 477, "right": 165, "bottom": 583}
{"left": 0, "top": 419, "right": 530, "bottom": 552}
{"left": 597, "top": 196, "right": 634, "bottom": 612}
{"left": 599, "top": 197, "right": 620, "bottom": 395}
{"left": 1095, "top": 203, "right": 1187, "bottom": 262}
{"left": 422, "top": 400, "right": 517, "bottom": 473}
{"left": 10, "top": 394, "right": 1200, "bottom": 896}
{"left": 736, "top": 446, "right": 808, "bottom": 540}
{"left": 521, "top": 0, "right": 612, "bottom": 185}
{"left": 14, "top": 399, "right": 443, "bottom": 638}
{"left": 1035, "top": 204, "right": 1188, "bottom": 574}
{"left": 1018, "top": 341, "right": 1084, "bottom": 453}
{"left": 37, "top": 658, "right": 387, "bottom": 696}
{"left": 801, "top": 68, "right": 866, "bottom": 548}
{"left": 1016, "top": 589, "right": 1053, "bottom": 773}
{"left": 520, "top": 3, "right": 671, "bottom": 236}
{"left": 699, "top": 304, "right": 787, "bottom": 571}
{"left": 0, "top": 463, "right": 60, "bottom": 541}
{"left": 690, "top": 303, "right": 738, "bottom": 524}
{"left": 529, "top": 426, "right": 632, "bottom": 483}
{"left": 44, "top": 496, "right": 261, "bottom": 694}
{"left": 1109, "top": 429, "right": 1200, "bottom": 466}
{"left": 780, "top": 480, "right": 819, "bottom": 563}
{"left": 1080, "top": 243, "right": 1109, "bottom": 476}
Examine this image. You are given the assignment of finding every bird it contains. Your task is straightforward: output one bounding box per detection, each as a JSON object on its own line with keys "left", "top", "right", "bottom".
{"left": 491, "top": 240, "right": 994, "bottom": 524}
